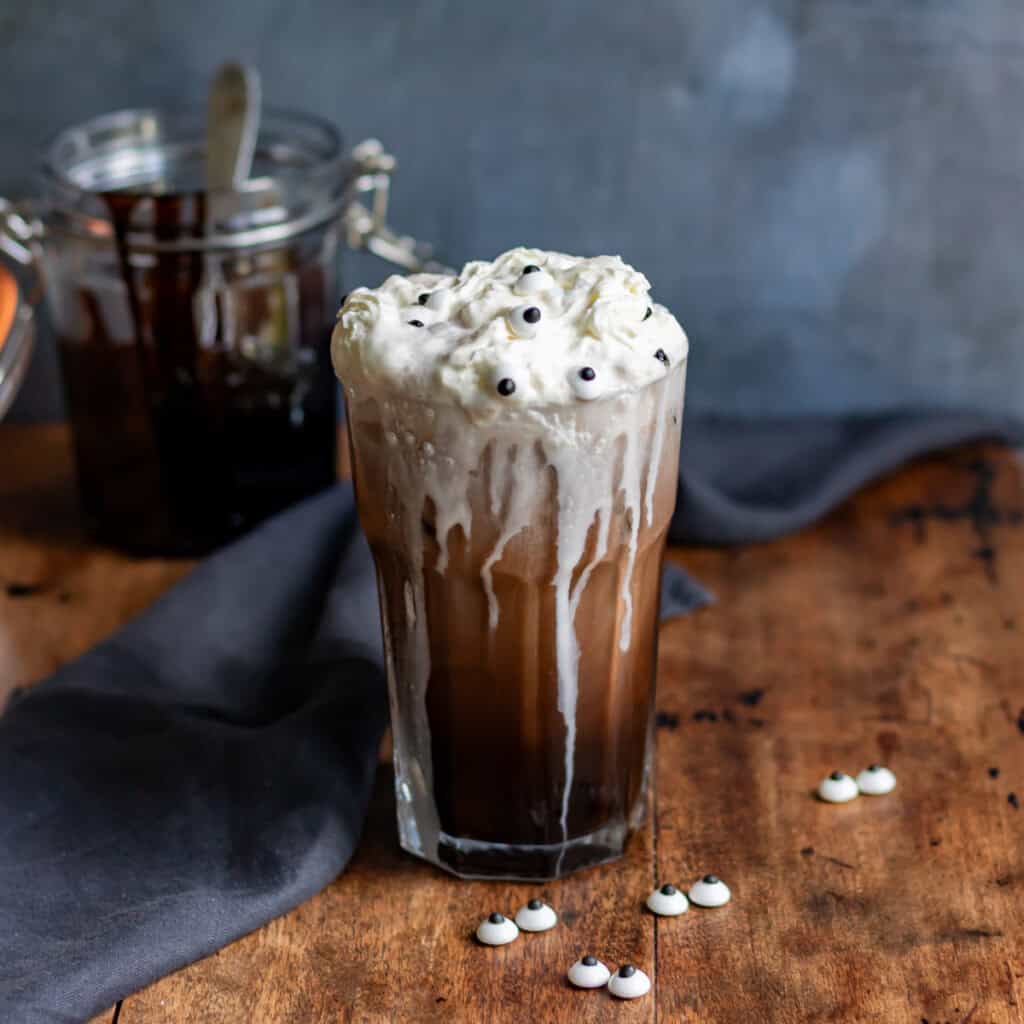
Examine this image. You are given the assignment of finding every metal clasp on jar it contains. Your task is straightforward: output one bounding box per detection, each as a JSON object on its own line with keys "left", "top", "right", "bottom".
{"left": 345, "top": 139, "right": 452, "bottom": 275}
{"left": 0, "top": 197, "right": 45, "bottom": 284}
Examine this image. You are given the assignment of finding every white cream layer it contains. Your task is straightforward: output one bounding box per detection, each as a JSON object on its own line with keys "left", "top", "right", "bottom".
{"left": 332, "top": 247, "right": 688, "bottom": 418}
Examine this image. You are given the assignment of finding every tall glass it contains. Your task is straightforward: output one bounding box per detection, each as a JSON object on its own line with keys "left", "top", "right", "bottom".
{"left": 345, "top": 359, "right": 685, "bottom": 879}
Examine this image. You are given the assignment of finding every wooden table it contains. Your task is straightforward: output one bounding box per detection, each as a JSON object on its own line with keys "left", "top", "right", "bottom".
{"left": 3, "top": 424, "right": 1023, "bottom": 1024}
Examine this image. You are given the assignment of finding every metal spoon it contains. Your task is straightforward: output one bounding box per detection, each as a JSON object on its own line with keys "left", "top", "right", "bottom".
{"left": 206, "top": 61, "right": 261, "bottom": 190}
{"left": 195, "top": 61, "right": 261, "bottom": 346}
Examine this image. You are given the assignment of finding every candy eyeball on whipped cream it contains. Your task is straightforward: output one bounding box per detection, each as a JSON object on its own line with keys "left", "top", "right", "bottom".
{"left": 331, "top": 247, "right": 688, "bottom": 417}
{"left": 490, "top": 362, "right": 522, "bottom": 399}
{"left": 514, "top": 263, "right": 555, "bottom": 295}
{"left": 570, "top": 365, "right": 602, "bottom": 401}
{"left": 507, "top": 304, "right": 543, "bottom": 338}
{"left": 418, "top": 288, "right": 453, "bottom": 315}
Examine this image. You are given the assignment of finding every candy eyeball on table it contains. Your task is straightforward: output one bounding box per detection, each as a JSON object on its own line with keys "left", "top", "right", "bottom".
{"left": 607, "top": 964, "right": 651, "bottom": 999}
{"left": 507, "top": 304, "right": 543, "bottom": 338}
{"left": 688, "top": 874, "right": 732, "bottom": 908}
{"left": 567, "top": 955, "right": 611, "bottom": 989}
{"left": 475, "top": 912, "right": 519, "bottom": 946}
{"left": 514, "top": 898, "right": 557, "bottom": 932}
{"left": 646, "top": 883, "right": 688, "bottom": 916}
{"left": 817, "top": 770, "right": 859, "bottom": 803}
{"left": 514, "top": 264, "right": 555, "bottom": 296}
{"left": 856, "top": 764, "right": 897, "bottom": 795}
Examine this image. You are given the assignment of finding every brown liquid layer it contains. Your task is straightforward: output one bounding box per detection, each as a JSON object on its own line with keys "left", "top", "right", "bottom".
{"left": 59, "top": 338, "right": 336, "bottom": 555}
{"left": 371, "top": 526, "right": 665, "bottom": 848}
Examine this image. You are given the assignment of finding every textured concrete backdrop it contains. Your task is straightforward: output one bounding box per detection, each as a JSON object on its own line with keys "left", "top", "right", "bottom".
{"left": 2, "top": 0, "right": 1022, "bottom": 420}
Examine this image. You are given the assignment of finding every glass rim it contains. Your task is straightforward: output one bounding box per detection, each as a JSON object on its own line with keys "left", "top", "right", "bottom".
{"left": 36, "top": 105, "right": 352, "bottom": 254}
{"left": 40, "top": 104, "right": 347, "bottom": 194}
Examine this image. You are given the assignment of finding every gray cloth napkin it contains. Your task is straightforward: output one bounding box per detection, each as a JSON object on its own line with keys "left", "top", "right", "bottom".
{"left": 0, "top": 411, "right": 1018, "bottom": 1023}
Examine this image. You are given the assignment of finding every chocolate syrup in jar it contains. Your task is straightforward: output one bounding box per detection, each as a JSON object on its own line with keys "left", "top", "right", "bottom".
{"left": 58, "top": 190, "right": 337, "bottom": 555}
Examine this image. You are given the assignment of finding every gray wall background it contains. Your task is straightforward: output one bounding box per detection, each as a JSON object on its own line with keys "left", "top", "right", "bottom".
{"left": 3, "top": 0, "right": 1023, "bottom": 421}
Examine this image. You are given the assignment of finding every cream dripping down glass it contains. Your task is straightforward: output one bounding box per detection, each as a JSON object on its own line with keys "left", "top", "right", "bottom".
{"left": 332, "top": 247, "right": 687, "bottom": 879}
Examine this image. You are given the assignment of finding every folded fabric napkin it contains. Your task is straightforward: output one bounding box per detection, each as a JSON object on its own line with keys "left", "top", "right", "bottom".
{"left": 1, "top": 411, "right": 1019, "bottom": 1022}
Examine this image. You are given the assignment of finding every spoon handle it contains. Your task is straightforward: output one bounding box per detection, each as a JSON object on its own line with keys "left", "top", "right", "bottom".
{"left": 206, "top": 61, "right": 261, "bottom": 190}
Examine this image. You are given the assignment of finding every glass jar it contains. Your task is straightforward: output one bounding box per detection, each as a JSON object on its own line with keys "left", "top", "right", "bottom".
{"left": 0, "top": 108, "right": 441, "bottom": 555}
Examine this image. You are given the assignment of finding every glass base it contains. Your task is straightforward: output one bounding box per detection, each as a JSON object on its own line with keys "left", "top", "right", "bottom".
{"left": 402, "top": 823, "right": 639, "bottom": 881}
{"left": 392, "top": 751, "right": 650, "bottom": 880}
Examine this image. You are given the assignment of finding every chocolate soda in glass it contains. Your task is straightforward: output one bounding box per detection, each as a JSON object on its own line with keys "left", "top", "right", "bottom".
{"left": 333, "top": 248, "right": 687, "bottom": 879}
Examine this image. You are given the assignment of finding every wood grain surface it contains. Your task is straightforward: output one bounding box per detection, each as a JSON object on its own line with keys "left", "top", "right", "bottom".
{"left": 3, "top": 426, "right": 1023, "bottom": 1023}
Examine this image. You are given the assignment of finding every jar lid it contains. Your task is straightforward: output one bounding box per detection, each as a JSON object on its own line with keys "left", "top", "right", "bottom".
{"left": 0, "top": 264, "right": 36, "bottom": 420}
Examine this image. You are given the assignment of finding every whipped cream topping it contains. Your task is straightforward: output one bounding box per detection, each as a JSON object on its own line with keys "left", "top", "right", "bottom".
{"left": 331, "top": 247, "right": 688, "bottom": 417}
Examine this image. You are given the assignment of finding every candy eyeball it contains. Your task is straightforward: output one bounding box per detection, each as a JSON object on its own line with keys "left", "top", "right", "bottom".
{"left": 508, "top": 304, "right": 543, "bottom": 338}
{"left": 514, "top": 898, "right": 557, "bottom": 932}
{"left": 514, "top": 264, "right": 555, "bottom": 296}
{"left": 418, "top": 289, "right": 452, "bottom": 314}
{"left": 646, "top": 883, "right": 688, "bottom": 916}
{"left": 476, "top": 912, "right": 519, "bottom": 945}
{"left": 817, "top": 771, "right": 859, "bottom": 803}
{"left": 567, "top": 955, "right": 611, "bottom": 989}
{"left": 608, "top": 964, "right": 651, "bottom": 999}
{"left": 490, "top": 363, "right": 521, "bottom": 399}
{"left": 570, "top": 365, "right": 601, "bottom": 401}
{"left": 856, "top": 764, "right": 897, "bottom": 795}
{"left": 688, "top": 874, "right": 731, "bottom": 908}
